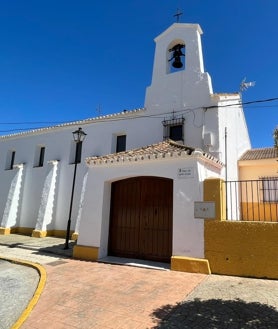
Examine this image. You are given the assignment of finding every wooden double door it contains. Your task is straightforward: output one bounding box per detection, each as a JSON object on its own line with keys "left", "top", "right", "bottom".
{"left": 108, "top": 176, "right": 173, "bottom": 262}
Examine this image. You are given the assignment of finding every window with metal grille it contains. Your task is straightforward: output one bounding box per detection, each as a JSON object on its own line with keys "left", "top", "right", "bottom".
{"left": 162, "top": 116, "right": 185, "bottom": 142}
{"left": 260, "top": 177, "right": 278, "bottom": 202}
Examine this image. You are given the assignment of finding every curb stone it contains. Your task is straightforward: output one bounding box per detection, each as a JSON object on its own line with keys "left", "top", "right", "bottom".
{"left": 0, "top": 256, "right": 46, "bottom": 329}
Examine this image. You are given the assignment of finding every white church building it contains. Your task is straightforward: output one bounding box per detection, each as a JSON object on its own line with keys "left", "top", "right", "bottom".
{"left": 0, "top": 23, "right": 250, "bottom": 265}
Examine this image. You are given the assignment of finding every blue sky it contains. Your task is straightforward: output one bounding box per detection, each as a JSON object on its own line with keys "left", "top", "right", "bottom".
{"left": 0, "top": 0, "right": 277, "bottom": 148}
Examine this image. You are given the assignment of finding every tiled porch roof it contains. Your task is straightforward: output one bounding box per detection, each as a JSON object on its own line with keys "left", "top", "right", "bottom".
{"left": 239, "top": 147, "right": 278, "bottom": 161}
{"left": 86, "top": 140, "right": 223, "bottom": 166}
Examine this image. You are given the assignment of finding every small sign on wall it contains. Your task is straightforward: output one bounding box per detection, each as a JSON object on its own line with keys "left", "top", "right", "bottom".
{"left": 177, "top": 167, "right": 194, "bottom": 178}
{"left": 194, "top": 201, "right": 215, "bottom": 219}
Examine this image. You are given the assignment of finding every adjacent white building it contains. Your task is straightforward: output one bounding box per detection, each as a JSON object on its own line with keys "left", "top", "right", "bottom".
{"left": 0, "top": 22, "right": 251, "bottom": 264}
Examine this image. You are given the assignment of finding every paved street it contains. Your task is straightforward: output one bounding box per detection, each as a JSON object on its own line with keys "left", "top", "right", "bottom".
{"left": 0, "top": 234, "right": 277, "bottom": 328}
{"left": 155, "top": 275, "right": 278, "bottom": 328}
{"left": 0, "top": 259, "right": 39, "bottom": 329}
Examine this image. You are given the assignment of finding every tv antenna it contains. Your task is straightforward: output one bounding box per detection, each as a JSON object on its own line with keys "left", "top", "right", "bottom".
{"left": 96, "top": 104, "right": 102, "bottom": 116}
{"left": 239, "top": 77, "right": 255, "bottom": 94}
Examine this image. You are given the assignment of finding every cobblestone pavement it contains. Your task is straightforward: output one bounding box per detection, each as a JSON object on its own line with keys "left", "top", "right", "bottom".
{"left": 0, "top": 234, "right": 278, "bottom": 328}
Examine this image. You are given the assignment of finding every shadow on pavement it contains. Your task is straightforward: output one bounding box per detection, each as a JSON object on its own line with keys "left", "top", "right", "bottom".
{"left": 151, "top": 298, "right": 278, "bottom": 328}
{"left": 35, "top": 242, "right": 76, "bottom": 258}
{"left": 0, "top": 241, "right": 75, "bottom": 259}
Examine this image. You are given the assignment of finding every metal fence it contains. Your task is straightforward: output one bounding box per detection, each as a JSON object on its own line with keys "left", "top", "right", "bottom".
{"left": 223, "top": 178, "right": 278, "bottom": 221}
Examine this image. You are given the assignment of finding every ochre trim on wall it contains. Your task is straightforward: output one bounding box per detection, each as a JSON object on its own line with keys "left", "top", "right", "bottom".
{"left": 0, "top": 227, "right": 11, "bottom": 235}
{"left": 205, "top": 221, "right": 278, "bottom": 279}
{"left": 171, "top": 256, "right": 211, "bottom": 274}
{"left": 52, "top": 230, "right": 76, "bottom": 239}
{"left": 241, "top": 202, "right": 278, "bottom": 222}
{"left": 14, "top": 227, "right": 34, "bottom": 235}
{"left": 73, "top": 245, "right": 99, "bottom": 261}
{"left": 0, "top": 227, "right": 76, "bottom": 239}
{"left": 32, "top": 230, "right": 47, "bottom": 238}
{"left": 71, "top": 232, "right": 79, "bottom": 241}
{"left": 52, "top": 230, "right": 67, "bottom": 238}
{"left": 204, "top": 178, "right": 226, "bottom": 220}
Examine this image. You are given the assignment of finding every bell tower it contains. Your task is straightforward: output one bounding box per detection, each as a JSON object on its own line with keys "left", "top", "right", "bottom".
{"left": 145, "top": 23, "right": 213, "bottom": 113}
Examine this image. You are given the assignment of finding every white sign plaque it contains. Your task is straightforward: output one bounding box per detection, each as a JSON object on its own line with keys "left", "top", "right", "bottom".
{"left": 194, "top": 201, "right": 215, "bottom": 219}
{"left": 177, "top": 167, "right": 194, "bottom": 179}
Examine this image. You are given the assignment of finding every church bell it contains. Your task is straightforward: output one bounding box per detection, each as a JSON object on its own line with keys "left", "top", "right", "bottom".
{"left": 172, "top": 57, "right": 183, "bottom": 68}
{"left": 169, "top": 44, "right": 185, "bottom": 69}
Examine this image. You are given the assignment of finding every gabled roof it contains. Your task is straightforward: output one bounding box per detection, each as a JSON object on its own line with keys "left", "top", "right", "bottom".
{"left": 154, "top": 23, "right": 203, "bottom": 42}
{"left": 86, "top": 140, "right": 223, "bottom": 167}
{"left": 0, "top": 108, "right": 145, "bottom": 139}
{"left": 239, "top": 147, "right": 278, "bottom": 161}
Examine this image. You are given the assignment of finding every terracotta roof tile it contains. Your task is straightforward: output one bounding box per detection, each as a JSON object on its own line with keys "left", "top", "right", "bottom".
{"left": 86, "top": 140, "right": 223, "bottom": 167}
{"left": 239, "top": 147, "right": 278, "bottom": 161}
{"left": 0, "top": 107, "right": 146, "bottom": 139}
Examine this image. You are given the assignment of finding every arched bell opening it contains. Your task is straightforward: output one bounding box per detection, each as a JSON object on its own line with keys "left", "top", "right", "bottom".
{"left": 167, "top": 40, "right": 186, "bottom": 74}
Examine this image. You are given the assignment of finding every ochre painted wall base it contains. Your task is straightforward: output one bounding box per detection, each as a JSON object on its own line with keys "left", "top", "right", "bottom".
{"left": 15, "top": 227, "right": 34, "bottom": 235}
{"left": 0, "top": 227, "right": 11, "bottom": 235}
{"left": 171, "top": 256, "right": 211, "bottom": 274}
{"left": 52, "top": 230, "right": 72, "bottom": 238}
{"left": 204, "top": 178, "right": 226, "bottom": 220}
{"left": 0, "top": 227, "right": 73, "bottom": 239}
{"left": 0, "top": 227, "right": 33, "bottom": 235}
{"left": 73, "top": 245, "right": 99, "bottom": 261}
{"left": 205, "top": 221, "right": 278, "bottom": 279}
{"left": 71, "top": 232, "right": 79, "bottom": 241}
{"left": 32, "top": 230, "right": 47, "bottom": 238}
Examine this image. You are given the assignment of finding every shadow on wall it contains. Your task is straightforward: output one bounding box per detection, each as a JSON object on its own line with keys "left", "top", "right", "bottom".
{"left": 151, "top": 299, "right": 278, "bottom": 328}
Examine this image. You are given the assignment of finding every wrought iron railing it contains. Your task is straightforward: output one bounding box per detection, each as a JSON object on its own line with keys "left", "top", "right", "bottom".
{"left": 223, "top": 179, "right": 278, "bottom": 221}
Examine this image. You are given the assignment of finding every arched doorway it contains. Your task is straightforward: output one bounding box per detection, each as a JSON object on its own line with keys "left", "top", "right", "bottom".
{"left": 108, "top": 176, "right": 173, "bottom": 262}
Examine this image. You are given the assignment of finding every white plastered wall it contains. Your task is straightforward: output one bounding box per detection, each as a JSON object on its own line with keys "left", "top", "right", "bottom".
{"left": 77, "top": 156, "right": 222, "bottom": 260}
{"left": 0, "top": 112, "right": 164, "bottom": 231}
{"left": 214, "top": 95, "right": 251, "bottom": 180}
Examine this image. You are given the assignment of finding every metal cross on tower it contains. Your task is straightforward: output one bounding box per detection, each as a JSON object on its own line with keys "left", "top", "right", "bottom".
{"left": 174, "top": 8, "right": 183, "bottom": 22}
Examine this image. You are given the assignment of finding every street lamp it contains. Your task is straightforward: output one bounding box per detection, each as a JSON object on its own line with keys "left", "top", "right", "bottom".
{"left": 64, "top": 127, "right": 87, "bottom": 249}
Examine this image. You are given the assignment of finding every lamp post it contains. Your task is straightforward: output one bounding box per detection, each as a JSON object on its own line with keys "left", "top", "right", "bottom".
{"left": 64, "top": 127, "right": 87, "bottom": 249}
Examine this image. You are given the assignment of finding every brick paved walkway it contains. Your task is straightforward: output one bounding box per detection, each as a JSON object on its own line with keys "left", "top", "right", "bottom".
{"left": 0, "top": 234, "right": 278, "bottom": 328}
{"left": 20, "top": 260, "right": 206, "bottom": 329}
